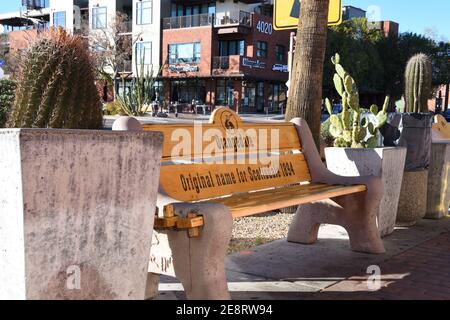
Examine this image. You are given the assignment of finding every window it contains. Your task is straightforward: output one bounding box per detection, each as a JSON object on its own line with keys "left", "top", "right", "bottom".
{"left": 168, "top": 42, "right": 201, "bottom": 64}
{"left": 136, "top": 42, "right": 152, "bottom": 65}
{"left": 92, "top": 7, "right": 107, "bottom": 29}
{"left": 170, "top": 3, "right": 214, "bottom": 17}
{"left": 275, "top": 45, "right": 285, "bottom": 61}
{"left": 257, "top": 41, "right": 268, "bottom": 58}
{"left": 171, "top": 80, "right": 206, "bottom": 103}
{"left": 216, "top": 79, "right": 234, "bottom": 106}
{"left": 137, "top": 0, "right": 153, "bottom": 25}
{"left": 219, "top": 40, "right": 245, "bottom": 56}
{"left": 53, "top": 11, "right": 66, "bottom": 28}
{"left": 242, "top": 81, "right": 256, "bottom": 111}
{"left": 256, "top": 82, "right": 265, "bottom": 112}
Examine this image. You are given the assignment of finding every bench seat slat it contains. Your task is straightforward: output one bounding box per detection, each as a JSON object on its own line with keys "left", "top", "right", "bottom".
{"left": 210, "top": 183, "right": 367, "bottom": 218}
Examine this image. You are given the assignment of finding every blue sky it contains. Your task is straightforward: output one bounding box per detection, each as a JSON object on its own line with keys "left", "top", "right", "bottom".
{"left": 1, "top": 0, "right": 450, "bottom": 40}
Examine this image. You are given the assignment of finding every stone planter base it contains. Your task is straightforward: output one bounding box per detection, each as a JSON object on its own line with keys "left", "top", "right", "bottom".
{"left": 325, "top": 147, "right": 407, "bottom": 237}
{"left": 0, "top": 129, "right": 163, "bottom": 300}
{"left": 396, "top": 170, "right": 429, "bottom": 226}
{"left": 425, "top": 142, "right": 450, "bottom": 219}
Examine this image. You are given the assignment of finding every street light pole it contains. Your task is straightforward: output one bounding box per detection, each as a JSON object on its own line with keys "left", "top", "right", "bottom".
{"left": 287, "top": 31, "right": 296, "bottom": 98}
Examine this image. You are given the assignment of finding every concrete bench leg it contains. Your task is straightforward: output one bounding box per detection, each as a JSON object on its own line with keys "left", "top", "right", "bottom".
{"left": 145, "top": 273, "right": 161, "bottom": 300}
{"left": 149, "top": 203, "right": 233, "bottom": 300}
{"left": 288, "top": 193, "right": 385, "bottom": 254}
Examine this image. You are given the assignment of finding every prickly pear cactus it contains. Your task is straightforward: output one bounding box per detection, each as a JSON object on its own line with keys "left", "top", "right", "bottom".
{"left": 325, "top": 53, "right": 389, "bottom": 148}
{"left": 7, "top": 28, "right": 103, "bottom": 129}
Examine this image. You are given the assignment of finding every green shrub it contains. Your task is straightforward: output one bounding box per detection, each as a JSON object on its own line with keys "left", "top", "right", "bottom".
{"left": 0, "top": 79, "right": 16, "bottom": 127}
{"left": 103, "top": 101, "right": 126, "bottom": 116}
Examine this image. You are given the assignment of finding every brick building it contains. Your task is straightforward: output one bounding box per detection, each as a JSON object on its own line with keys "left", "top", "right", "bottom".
{"left": 161, "top": 0, "right": 290, "bottom": 113}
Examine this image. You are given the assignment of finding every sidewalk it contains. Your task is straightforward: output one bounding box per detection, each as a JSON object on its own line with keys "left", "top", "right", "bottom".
{"left": 155, "top": 217, "right": 450, "bottom": 300}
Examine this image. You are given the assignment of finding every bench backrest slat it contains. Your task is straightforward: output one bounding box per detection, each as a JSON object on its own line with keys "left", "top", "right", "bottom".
{"left": 160, "top": 153, "right": 310, "bottom": 201}
{"left": 143, "top": 108, "right": 310, "bottom": 201}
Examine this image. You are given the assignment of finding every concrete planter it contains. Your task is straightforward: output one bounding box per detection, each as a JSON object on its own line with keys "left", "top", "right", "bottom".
{"left": 425, "top": 142, "right": 450, "bottom": 219}
{"left": 396, "top": 170, "right": 429, "bottom": 226}
{"left": 0, "top": 129, "right": 163, "bottom": 300}
{"left": 325, "top": 147, "right": 407, "bottom": 237}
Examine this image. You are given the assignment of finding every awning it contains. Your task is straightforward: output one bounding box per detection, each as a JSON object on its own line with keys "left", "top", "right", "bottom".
{"left": 0, "top": 16, "right": 46, "bottom": 27}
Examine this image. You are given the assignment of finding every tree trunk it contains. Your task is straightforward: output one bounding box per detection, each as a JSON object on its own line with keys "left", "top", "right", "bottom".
{"left": 285, "top": 0, "right": 330, "bottom": 149}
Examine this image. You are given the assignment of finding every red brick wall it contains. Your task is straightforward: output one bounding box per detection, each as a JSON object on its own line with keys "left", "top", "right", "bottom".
{"left": 161, "top": 13, "right": 291, "bottom": 83}
{"left": 162, "top": 26, "right": 214, "bottom": 78}
{"left": 216, "top": 13, "right": 291, "bottom": 82}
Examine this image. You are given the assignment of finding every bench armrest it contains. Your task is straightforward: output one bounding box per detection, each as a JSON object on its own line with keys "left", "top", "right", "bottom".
{"left": 290, "top": 118, "right": 383, "bottom": 189}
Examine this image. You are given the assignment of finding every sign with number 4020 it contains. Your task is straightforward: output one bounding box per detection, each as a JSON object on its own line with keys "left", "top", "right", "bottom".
{"left": 256, "top": 20, "right": 273, "bottom": 35}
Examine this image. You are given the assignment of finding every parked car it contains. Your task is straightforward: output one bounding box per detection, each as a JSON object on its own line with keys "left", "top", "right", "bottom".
{"left": 441, "top": 109, "right": 450, "bottom": 122}
{"left": 321, "top": 103, "right": 342, "bottom": 122}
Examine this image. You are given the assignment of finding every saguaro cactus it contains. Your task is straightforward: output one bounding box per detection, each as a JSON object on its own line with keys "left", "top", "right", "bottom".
{"left": 325, "top": 53, "right": 389, "bottom": 148}
{"left": 7, "top": 28, "right": 103, "bottom": 129}
{"left": 404, "top": 53, "right": 432, "bottom": 113}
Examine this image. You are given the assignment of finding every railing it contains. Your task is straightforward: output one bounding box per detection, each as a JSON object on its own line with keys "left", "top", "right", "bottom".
{"left": 213, "top": 56, "right": 230, "bottom": 70}
{"left": 163, "top": 13, "right": 214, "bottom": 30}
{"left": 215, "top": 11, "right": 251, "bottom": 28}
{"left": 212, "top": 55, "right": 242, "bottom": 74}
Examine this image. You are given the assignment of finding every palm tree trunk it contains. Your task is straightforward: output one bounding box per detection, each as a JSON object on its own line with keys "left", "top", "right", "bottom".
{"left": 285, "top": 0, "right": 330, "bottom": 149}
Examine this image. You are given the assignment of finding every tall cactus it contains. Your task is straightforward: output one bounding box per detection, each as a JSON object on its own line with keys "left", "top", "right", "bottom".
{"left": 325, "top": 53, "right": 389, "bottom": 148}
{"left": 404, "top": 53, "right": 432, "bottom": 113}
{"left": 7, "top": 28, "right": 103, "bottom": 129}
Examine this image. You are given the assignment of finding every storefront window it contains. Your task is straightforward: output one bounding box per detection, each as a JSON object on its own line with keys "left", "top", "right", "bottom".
{"left": 241, "top": 81, "right": 256, "bottom": 111}
{"left": 171, "top": 80, "right": 206, "bottom": 104}
{"left": 268, "top": 83, "right": 287, "bottom": 111}
{"left": 216, "top": 80, "right": 234, "bottom": 106}
{"left": 256, "top": 82, "right": 265, "bottom": 112}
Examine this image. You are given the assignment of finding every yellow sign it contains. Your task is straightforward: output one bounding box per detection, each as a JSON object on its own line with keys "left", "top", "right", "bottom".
{"left": 274, "top": 0, "right": 343, "bottom": 30}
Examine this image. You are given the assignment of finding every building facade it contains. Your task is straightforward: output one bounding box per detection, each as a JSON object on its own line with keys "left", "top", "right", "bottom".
{"left": 161, "top": 0, "right": 290, "bottom": 113}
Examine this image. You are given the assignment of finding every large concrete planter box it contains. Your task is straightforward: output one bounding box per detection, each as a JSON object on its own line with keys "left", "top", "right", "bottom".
{"left": 325, "top": 147, "right": 407, "bottom": 237}
{"left": 0, "top": 129, "right": 163, "bottom": 300}
{"left": 425, "top": 142, "right": 450, "bottom": 219}
{"left": 396, "top": 170, "right": 428, "bottom": 226}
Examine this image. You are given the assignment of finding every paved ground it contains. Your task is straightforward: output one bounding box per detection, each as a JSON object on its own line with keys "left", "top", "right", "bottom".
{"left": 154, "top": 217, "right": 450, "bottom": 300}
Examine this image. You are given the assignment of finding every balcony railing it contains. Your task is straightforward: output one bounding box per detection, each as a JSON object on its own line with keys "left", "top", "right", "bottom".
{"left": 213, "top": 56, "right": 230, "bottom": 70}
{"left": 163, "top": 13, "right": 213, "bottom": 30}
{"left": 212, "top": 55, "right": 242, "bottom": 75}
{"left": 215, "top": 11, "right": 251, "bottom": 28}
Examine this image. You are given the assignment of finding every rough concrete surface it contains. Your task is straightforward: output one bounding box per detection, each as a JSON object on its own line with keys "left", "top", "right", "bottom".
{"left": 325, "top": 147, "right": 407, "bottom": 237}
{"left": 426, "top": 142, "right": 450, "bottom": 219}
{"left": 0, "top": 129, "right": 163, "bottom": 300}
{"left": 397, "top": 170, "right": 429, "bottom": 226}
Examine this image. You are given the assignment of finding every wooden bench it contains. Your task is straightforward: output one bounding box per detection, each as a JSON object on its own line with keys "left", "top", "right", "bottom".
{"left": 113, "top": 108, "right": 385, "bottom": 300}
{"left": 433, "top": 114, "right": 450, "bottom": 140}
